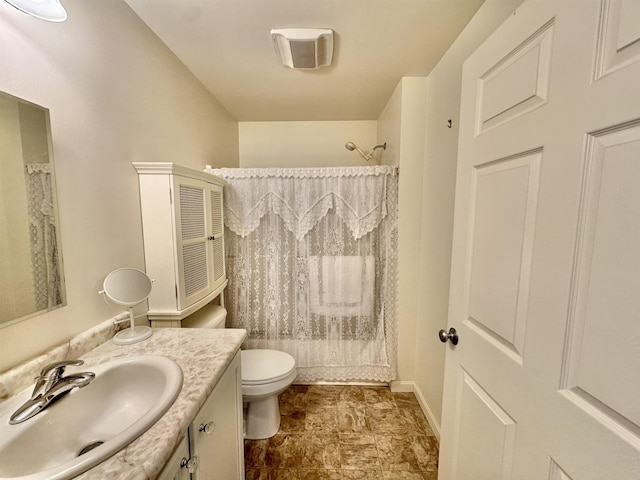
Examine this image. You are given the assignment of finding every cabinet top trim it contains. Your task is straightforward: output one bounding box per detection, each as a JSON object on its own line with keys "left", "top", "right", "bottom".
{"left": 133, "top": 162, "right": 225, "bottom": 186}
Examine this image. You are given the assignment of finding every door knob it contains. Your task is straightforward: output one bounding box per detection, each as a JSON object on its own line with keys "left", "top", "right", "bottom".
{"left": 438, "top": 327, "right": 459, "bottom": 345}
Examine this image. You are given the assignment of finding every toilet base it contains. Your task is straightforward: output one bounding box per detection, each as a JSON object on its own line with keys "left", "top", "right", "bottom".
{"left": 244, "top": 395, "right": 281, "bottom": 440}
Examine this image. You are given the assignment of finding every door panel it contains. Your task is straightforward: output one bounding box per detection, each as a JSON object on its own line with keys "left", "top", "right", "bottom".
{"left": 451, "top": 369, "right": 516, "bottom": 480}
{"left": 467, "top": 151, "right": 540, "bottom": 361}
{"left": 477, "top": 21, "right": 553, "bottom": 134}
{"left": 564, "top": 122, "right": 640, "bottom": 427}
{"left": 439, "top": 1, "right": 640, "bottom": 478}
{"left": 549, "top": 460, "right": 573, "bottom": 480}
{"left": 595, "top": 0, "right": 640, "bottom": 78}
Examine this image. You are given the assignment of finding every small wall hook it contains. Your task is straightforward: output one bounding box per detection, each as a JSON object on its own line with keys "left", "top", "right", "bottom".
{"left": 447, "top": 119, "right": 452, "bottom": 128}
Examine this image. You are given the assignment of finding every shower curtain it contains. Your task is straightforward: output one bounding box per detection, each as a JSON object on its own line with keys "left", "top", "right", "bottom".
{"left": 207, "top": 166, "right": 398, "bottom": 382}
{"left": 26, "top": 163, "right": 62, "bottom": 310}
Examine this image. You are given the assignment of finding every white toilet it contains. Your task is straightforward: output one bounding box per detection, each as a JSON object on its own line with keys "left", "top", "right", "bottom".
{"left": 182, "top": 303, "right": 297, "bottom": 440}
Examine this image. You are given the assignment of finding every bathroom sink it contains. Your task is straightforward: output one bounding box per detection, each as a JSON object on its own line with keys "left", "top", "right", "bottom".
{"left": 0, "top": 355, "right": 183, "bottom": 480}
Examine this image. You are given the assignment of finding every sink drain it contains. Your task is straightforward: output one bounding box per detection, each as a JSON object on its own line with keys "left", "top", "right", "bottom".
{"left": 78, "top": 441, "right": 104, "bottom": 456}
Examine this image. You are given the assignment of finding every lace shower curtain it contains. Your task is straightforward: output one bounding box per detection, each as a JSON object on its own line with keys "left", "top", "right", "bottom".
{"left": 207, "top": 166, "right": 398, "bottom": 382}
{"left": 26, "top": 163, "right": 62, "bottom": 310}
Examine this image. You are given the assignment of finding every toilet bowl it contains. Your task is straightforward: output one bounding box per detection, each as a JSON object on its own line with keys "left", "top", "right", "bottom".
{"left": 182, "top": 302, "right": 297, "bottom": 440}
{"left": 241, "top": 349, "right": 296, "bottom": 439}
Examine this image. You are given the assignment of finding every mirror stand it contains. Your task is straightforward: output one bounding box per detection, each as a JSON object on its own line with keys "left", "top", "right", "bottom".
{"left": 113, "top": 306, "right": 153, "bottom": 345}
{"left": 99, "top": 268, "right": 154, "bottom": 346}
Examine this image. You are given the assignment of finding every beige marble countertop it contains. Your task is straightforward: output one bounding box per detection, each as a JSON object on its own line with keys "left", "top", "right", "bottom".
{"left": 71, "top": 328, "right": 246, "bottom": 480}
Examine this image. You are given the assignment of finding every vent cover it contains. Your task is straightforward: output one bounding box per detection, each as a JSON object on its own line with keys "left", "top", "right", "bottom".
{"left": 270, "top": 28, "right": 334, "bottom": 70}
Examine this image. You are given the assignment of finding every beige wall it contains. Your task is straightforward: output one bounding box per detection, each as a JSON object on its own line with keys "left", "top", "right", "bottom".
{"left": 413, "top": 0, "right": 524, "bottom": 436}
{"left": 239, "top": 121, "right": 377, "bottom": 167}
{"left": 0, "top": 0, "right": 238, "bottom": 372}
{"left": 378, "top": 78, "right": 428, "bottom": 388}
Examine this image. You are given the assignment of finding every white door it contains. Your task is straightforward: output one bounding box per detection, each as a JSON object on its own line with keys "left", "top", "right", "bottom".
{"left": 439, "top": 0, "right": 640, "bottom": 478}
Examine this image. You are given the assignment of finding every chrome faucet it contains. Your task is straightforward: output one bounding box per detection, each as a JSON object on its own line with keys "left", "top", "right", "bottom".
{"left": 9, "top": 360, "right": 95, "bottom": 425}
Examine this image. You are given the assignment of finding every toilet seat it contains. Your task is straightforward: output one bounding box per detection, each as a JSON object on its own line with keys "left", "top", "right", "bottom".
{"left": 241, "top": 349, "right": 296, "bottom": 385}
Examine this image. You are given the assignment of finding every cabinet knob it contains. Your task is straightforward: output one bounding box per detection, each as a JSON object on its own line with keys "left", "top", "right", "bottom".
{"left": 199, "top": 421, "right": 216, "bottom": 435}
{"left": 207, "top": 235, "right": 216, "bottom": 241}
{"left": 180, "top": 455, "right": 200, "bottom": 473}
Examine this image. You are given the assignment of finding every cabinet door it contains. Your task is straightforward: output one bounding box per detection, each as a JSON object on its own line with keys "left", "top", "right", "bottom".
{"left": 190, "top": 352, "right": 244, "bottom": 480}
{"left": 157, "top": 436, "right": 191, "bottom": 480}
{"left": 174, "top": 176, "right": 213, "bottom": 309}
{"left": 208, "top": 183, "right": 226, "bottom": 292}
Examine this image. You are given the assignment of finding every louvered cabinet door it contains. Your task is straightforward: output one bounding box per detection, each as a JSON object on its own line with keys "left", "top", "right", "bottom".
{"left": 174, "top": 176, "right": 213, "bottom": 310}
{"left": 208, "top": 183, "right": 226, "bottom": 293}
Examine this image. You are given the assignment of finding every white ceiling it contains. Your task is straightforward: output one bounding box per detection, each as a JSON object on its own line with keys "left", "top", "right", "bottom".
{"left": 123, "top": 0, "right": 485, "bottom": 121}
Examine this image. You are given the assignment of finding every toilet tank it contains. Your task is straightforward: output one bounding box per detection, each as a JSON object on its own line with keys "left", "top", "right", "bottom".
{"left": 181, "top": 303, "right": 227, "bottom": 329}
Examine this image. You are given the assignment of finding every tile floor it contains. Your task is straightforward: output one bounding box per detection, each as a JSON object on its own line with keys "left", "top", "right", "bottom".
{"left": 244, "top": 385, "right": 439, "bottom": 479}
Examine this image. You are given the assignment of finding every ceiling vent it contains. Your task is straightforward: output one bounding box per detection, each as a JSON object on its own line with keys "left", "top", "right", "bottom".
{"left": 270, "top": 28, "right": 334, "bottom": 70}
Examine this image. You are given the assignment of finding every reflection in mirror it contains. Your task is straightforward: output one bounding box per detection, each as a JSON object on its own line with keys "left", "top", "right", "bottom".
{"left": 0, "top": 91, "right": 66, "bottom": 327}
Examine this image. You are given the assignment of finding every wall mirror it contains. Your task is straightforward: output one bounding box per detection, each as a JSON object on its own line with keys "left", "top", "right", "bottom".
{"left": 0, "top": 90, "right": 66, "bottom": 327}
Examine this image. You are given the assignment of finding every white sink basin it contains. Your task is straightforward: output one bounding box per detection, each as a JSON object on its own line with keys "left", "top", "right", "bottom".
{"left": 0, "top": 355, "right": 183, "bottom": 480}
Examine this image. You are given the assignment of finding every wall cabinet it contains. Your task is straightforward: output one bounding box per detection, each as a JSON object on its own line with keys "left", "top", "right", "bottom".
{"left": 158, "top": 351, "right": 244, "bottom": 480}
{"left": 133, "top": 163, "right": 226, "bottom": 326}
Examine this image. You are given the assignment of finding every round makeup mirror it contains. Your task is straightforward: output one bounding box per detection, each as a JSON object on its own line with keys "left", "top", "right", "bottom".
{"left": 100, "top": 268, "right": 153, "bottom": 345}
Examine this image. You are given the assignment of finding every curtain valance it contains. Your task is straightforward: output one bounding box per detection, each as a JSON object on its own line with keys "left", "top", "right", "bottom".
{"left": 206, "top": 166, "right": 398, "bottom": 241}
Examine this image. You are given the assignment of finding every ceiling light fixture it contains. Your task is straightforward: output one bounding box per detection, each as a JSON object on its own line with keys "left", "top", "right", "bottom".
{"left": 2, "top": 0, "right": 67, "bottom": 22}
{"left": 271, "top": 28, "right": 334, "bottom": 70}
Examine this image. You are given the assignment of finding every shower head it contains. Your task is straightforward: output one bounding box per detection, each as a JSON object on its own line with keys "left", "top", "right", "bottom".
{"left": 344, "top": 141, "right": 387, "bottom": 161}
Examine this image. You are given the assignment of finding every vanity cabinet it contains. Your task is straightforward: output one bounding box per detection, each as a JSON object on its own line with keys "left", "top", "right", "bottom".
{"left": 157, "top": 435, "right": 191, "bottom": 480}
{"left": 133, "top": 163, "right": 226, "bottom": 326}
{"left": 190, "top": 349, "right": 244, "bottom": 479}
{"left": 158, "top": 351, "right": 244, "bottom": 480}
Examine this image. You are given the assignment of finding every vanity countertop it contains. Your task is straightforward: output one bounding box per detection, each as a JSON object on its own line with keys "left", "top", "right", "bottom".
{"left": 73, "top": 327, "right": 246, "bottom": 480}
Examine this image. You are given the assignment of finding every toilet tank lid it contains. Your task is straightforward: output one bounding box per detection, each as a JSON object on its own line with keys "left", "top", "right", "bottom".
{"left": 241, "top": 349, "right": 296, "bottom": 384}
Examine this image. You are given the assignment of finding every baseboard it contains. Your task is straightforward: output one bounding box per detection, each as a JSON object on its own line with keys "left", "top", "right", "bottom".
{"left": 389, "top": 380, "right": 415, "bottom": 392}
{"left": 413, "top": 382, "right": 441, "bottom": 441}
{"left": 391, "top": 380, "right": 441, "bottom": 441}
